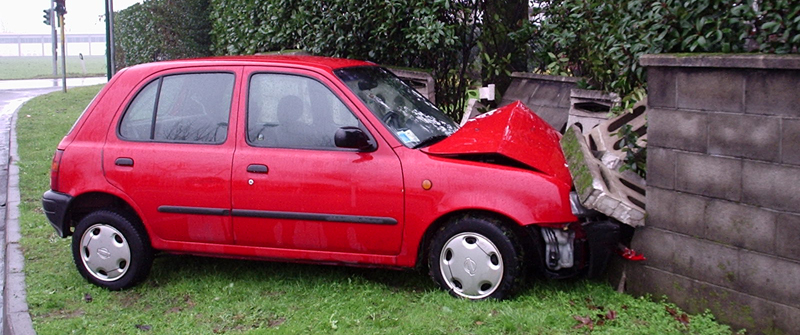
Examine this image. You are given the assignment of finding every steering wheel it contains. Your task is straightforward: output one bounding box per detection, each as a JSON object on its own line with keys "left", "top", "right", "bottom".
{"left": 382, "top": 111, "right": 404, "bottom": 129}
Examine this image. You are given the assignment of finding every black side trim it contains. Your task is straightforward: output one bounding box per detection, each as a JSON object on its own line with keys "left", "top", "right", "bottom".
{"left": 158, "top": 206, "right": 230, "bottom": 216}
{"left": 231, "top": 209, "right": 397, "bottom": 225}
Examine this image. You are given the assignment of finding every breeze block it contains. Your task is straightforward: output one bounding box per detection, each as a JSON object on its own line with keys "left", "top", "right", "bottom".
{"left": 567, "top": 88, "right": 620, "bottom": 135}
{"left": 586, "top": 98, "right": 648, "bottom": 170}
{"left": 561, "top": 124, "right": 646, "bottom": 227}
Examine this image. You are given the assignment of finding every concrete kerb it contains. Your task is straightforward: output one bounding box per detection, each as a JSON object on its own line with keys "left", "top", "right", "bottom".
{"left": 4, "top": 107, "right": 35, "bottom": 335}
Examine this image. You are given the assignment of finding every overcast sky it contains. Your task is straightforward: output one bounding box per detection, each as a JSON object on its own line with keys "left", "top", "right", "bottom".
{"left": 0, "top": 0, "right": 141, "bottom": 34}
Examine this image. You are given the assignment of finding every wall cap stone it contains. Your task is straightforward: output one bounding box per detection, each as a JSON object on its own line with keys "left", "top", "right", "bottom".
{"left": 640, "top": 54, "right": 800, "bottom": 70}
{"left": 510, "top": 71, "right": 581, "bottom": 83}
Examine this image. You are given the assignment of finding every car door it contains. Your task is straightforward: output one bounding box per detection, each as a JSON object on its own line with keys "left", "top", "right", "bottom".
{"left": 103, "top": 69, "right": 240, "bottom": 244}
{"left": 230, "top": 68, "right": 404, "bottom": 255}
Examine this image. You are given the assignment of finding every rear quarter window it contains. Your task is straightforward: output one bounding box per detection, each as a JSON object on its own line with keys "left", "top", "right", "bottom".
{"left": 118, "top": 72, "right": 235, "bottom": 144}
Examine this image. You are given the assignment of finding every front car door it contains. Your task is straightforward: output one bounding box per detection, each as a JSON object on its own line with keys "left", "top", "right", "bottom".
{"left": 230, "top": 67, "right": 404, "bottom": 255}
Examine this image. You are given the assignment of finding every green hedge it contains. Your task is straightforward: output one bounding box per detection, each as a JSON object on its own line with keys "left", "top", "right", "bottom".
{"left": 526, "top": 0, "right": 800, "bottom": 104}
{"left": 209, "top": 0, "right": 481, "bottom": 116}
{"left": 114, "top": 0, "right": 212, "bottom": 70}
{"left": 114, "top": 0, "right": 799, "bottom": 120}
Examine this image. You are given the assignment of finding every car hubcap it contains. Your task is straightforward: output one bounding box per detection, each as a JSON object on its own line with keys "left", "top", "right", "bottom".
{"left": 80, "top": 224, "right": 131, "bottom": 282}
{"left": 439, "top": 232, "right": 503, "bottom": 299}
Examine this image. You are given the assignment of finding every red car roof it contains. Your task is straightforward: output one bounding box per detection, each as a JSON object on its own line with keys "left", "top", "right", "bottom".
{"left": 123, "top": 55, "right": 376, "bottom": 73}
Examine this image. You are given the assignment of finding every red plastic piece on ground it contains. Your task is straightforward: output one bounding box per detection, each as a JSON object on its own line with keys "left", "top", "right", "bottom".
{"left": 618, "top": 247, "right": 646, "bottom": 261}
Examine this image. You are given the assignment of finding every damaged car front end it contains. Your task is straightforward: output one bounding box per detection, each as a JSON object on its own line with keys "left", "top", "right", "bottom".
{"left": 420, "top": 101, "right": 633, "bottom": 282}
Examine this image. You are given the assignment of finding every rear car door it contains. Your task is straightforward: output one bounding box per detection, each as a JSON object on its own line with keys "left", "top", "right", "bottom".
{"left": 230, "top": 67, "right": 404, "bottom": 255}
{"left": 103, "top": 68, "right": 240, "bottom": 244}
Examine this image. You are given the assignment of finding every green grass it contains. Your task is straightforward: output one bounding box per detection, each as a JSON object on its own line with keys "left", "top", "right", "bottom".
{"left": 16, "top": 87, "right": 738, "bottom": 334}
{"left": 0, "top": 56, "right": 107, "bottom": 80}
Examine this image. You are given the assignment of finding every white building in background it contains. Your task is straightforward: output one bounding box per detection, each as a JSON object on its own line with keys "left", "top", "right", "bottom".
{"left": 0, "top": 33, "right": 106, "bottom": 57}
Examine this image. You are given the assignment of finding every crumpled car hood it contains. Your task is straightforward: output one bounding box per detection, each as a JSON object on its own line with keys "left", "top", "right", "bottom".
{"left": 423, "top": 101, "right": 572, "bottom": 185}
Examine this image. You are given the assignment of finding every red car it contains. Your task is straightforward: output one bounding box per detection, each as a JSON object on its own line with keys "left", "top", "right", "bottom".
{"left": 42, "top": 55, "right": 621, "bottom": 300}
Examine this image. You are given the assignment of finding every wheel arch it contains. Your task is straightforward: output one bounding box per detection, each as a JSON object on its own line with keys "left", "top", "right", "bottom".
{"left": 416, "top": 209, "right": 534, "bottom": 272}
{"left": 62, "top": 192, "right": 140, "bottom": 237}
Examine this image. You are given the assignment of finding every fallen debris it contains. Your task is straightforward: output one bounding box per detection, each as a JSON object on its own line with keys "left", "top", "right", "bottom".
{"left": 560, "top": 99, "right": 647, "bottom": 227}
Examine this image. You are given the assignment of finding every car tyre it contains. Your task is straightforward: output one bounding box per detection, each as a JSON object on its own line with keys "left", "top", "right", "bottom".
{"left": 72, "top": 210, "right": 153, "bottom": 290}
{"left": 428, "top": 215, "right": 525, "bottom": 300}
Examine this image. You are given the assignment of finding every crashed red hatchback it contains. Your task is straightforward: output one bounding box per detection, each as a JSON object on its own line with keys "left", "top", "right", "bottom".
{"left": 42, "top": 55, "right": 622, "bottom": 299}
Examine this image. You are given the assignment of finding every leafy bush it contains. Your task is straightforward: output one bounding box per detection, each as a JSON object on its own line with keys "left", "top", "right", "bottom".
{"left": 114, "top": 0, "right": 213, "bottom": 70}
{"left": 525, "top": 0, "right": 799, "bottom": 101}
{"left": 734, "top": 0, "right": 800, "bottom": 53}
{"left": 209, "top": 0, "right": 481, "bottom": 116}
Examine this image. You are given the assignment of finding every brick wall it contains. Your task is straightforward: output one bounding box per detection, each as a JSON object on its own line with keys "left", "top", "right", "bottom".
{"left": 628, "top": 54, "right": 800, "bottom": 334}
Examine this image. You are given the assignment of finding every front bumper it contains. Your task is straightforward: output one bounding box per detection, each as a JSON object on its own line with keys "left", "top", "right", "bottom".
{"left": 527, "top": 218, "right": 622, "bottom": 280}
{"left": 42, "top": 190, "right": 73, "bottom": 238}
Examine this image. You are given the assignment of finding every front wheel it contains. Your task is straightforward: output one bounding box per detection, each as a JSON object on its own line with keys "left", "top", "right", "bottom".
{"left": 72, "top": 210, "right": 153, "bottom": 290}
{"left": 428, "top": 216, "right": 525, "bottom": 300}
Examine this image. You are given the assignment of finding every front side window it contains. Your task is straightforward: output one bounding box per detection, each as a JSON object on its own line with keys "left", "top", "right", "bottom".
{"left": 335, "top": 66, "right": 458, "bottom": 148}
{"left": 119, "top": 72, "right": 234, "bottom": 144}
{"left": 247, "top": 73, "right": 359, "bottom": 149}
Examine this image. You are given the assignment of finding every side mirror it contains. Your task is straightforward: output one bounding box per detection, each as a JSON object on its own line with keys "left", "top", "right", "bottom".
{"left": 334, "top": 127, "right": 375, "bottom": 151}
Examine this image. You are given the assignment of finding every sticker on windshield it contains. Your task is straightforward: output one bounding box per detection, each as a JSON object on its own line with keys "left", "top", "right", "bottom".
{"left": 397, "top": 129, "right": 420, "bottom": 145}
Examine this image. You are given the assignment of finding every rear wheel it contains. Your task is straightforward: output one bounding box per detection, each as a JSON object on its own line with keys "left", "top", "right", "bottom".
{"left": 72, "top": 210, "right": 153, "bottom": 290}
{"left": 428, "top": 216, "right": 525, "bottom": 300}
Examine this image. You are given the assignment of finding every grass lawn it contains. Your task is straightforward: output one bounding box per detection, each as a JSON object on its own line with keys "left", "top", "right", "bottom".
{"left": 0, "top": 56, "right": 107, "bottom": 80}
{"left": 16, "top": 86, "right": 738, "bottom": 334}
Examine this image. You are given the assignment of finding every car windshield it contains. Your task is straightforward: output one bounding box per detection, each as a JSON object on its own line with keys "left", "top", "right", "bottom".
{"left": 335, "top": 66, "right": 458, "bottom": 148}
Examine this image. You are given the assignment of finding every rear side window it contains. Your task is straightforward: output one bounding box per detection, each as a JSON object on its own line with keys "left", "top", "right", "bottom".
{"left": 119, "top": 73, "right": 235, "bottom": 144}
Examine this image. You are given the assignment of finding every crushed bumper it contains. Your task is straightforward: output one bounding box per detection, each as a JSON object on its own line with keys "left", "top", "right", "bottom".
{"left": 526, "top": 219, "right": 623, "bottom": 279}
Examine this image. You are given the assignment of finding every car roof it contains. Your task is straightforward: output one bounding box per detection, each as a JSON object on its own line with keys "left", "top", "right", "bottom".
{"left": 122, "top": 55, "right": 376, "bottom": 74}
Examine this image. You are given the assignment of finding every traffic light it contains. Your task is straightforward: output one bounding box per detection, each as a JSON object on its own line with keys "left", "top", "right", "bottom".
{"left": 55, "top": 0, "right": 67, "bottom": 16}
{"left": 43, "top": 9, "right": 52, "bottom": 26}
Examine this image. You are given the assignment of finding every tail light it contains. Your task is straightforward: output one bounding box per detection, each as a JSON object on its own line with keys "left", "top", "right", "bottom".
{"left": 50, "top": 149, "right": 64, "bottom": 191}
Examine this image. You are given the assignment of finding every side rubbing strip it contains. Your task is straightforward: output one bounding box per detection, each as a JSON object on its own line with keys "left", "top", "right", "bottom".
{"left": 158, "top": 206, "right": 230, "bottom": 216}
{"left": 231, "top": 209, "right": 397, "bottom": 225}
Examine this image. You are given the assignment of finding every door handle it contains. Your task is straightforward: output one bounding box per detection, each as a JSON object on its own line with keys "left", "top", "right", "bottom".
{"left": 115, "top": 157, "right": 134, "bottom": 167}
{"left": 246, "top": 164, "right": 269, "bottom": 174}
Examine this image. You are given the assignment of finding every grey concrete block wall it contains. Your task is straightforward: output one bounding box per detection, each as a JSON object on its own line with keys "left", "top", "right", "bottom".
{"left": 783, "top": 118, "right": 800, "bottom": 164}
{"left": 742, "top": 161, "right": 800, "bottom": 212}
{"left": 776, "top": 213, "right": 800, "bottom": 260}
{"left": 708, "top": 113, "right": 781, "bottom": 161}
{"left": 501, "top": 72, "right": 579, "bottom": 131}
{"left": 631, "top": 54, "right": 800, "bottom": 334}
{"left": 675, "top": 153, "right": 742, "bottom": 201}
{"left": 648, "top": 108, "right": 708, "bottom": 152}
